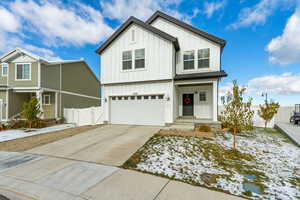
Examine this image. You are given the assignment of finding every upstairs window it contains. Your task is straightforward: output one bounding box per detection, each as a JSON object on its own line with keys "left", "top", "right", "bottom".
{"left": 135, "top": 49, "right": 145, "bottom": 69}
{"left": 16, "top": 63, "right": 30, "bottom": 80}
{"left": 1, "top": 63, "right": 8, "bottom": 77}
{"left": 122, "top": 51, "right": 132, "bottom": 70}
{"left": 183, "top": 51, "right": 195, "bottom": 70}
{"left": 198, "top": 48, "right": 210, "bottom": 69}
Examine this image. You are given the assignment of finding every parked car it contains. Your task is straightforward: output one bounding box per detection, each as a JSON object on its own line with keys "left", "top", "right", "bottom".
{"left": 290, "top": 104, "right": 300, "bottom": 125}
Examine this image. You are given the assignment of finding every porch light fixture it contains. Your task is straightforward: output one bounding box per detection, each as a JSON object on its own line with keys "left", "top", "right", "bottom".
{"left": 105, "top": 98, "right": 107, "bottom": 102}
{"left": 165, "top": 95, "right": 170, "bottom": 101}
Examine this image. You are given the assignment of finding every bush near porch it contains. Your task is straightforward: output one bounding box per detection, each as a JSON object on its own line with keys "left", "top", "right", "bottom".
{"left": 123, "top": 128, "right": 300, "bottom": 200}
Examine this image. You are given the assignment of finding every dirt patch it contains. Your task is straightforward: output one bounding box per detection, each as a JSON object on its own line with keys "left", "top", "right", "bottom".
{"left": 158, "top": 129, "right": 214, "bottom": 138}
{"left": 0, "top": 125, "right": 101, "bottom": 152}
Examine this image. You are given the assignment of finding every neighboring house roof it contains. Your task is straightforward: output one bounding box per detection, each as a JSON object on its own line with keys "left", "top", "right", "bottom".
{"left": 174, "top": 70, "right": 227, "bottom": 81}
{"left": 0, "top": 48, "right": 48, "bottom": 62}
{"left": 96, "top": 16, "right": 180, "bottom": 54}
{"left": 0, "top": 48, "right": 100, "bottom": 83}
{"left": 146, "top": 11, "right": 226, "bottom": 48}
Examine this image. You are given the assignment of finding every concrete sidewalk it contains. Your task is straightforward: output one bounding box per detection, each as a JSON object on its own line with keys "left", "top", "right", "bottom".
{"left": 275, "top": 123, "right": 300, "bottom": 147}
{"left": 0, "top": 152, "right": 244, "bottom": 200}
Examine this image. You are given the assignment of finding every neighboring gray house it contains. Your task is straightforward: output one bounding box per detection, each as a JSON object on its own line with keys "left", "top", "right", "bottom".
{"left": 0, "top": 48, "right": 100, "bottom": 121}
{"left": 97, "top": 11, "right": 227, "bottom": 126}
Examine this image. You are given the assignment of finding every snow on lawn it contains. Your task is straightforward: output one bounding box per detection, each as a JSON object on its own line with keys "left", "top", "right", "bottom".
{"left": 124, "top": 129, "right": 300, "bottom": 200}
{"left": 0, "top": 124, "right": 75, "bottom": 142}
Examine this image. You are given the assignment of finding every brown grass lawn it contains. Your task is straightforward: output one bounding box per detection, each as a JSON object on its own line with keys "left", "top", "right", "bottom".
{"left": 0, "top": 125, "right": 101, "bottom": 152}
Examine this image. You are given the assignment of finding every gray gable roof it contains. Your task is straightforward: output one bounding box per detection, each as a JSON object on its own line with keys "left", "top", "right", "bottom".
{"left": 146, "top": 11, "right": 226, "bottom": 48}
{"left": 96, "top": 16, "right": 180, "bottom": 54}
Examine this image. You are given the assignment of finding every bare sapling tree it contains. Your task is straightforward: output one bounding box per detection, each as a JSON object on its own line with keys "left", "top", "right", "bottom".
{"left": 220, "top": 80, "right": 254, "bottom": 149}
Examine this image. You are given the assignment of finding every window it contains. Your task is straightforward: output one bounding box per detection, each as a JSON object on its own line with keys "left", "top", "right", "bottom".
{"left": 16, "top": 63, "right": 30, "bottom": 80}
{"left": 135, "top": 49, "right": 145, "bottom": 69}
{"left": 117, "top": 96, "right": 123, "bottom": 100}
{"left": 112, "top": 97, "right": 116, "bottom": 100}
{"left": 130, "top": 96, "right": 135, "bottom": 100}
{"left": 144, "top": 96, "right": 149, "bottom": 100}
{"left": 122, "top": 51, "right": 132, "bottom": 70}
{"left": 158, "top": 95, "right": 164, "bottom": 99}
{"left": 183, "top": 51, "right": 195, "bottom": 70}
{"left": 1, "top": 63, "right": 8, "bottom": 77}
{"left": 137, "top": 96, "right": 142, "bottom": 100}
{"left": 198, "top": 48, "right": 210, "bottom": 68}
{"left": 151, "top": 95, "right": 156, "bottom": 99}
{"left": 43, "top": 95, "right": 51, "bottom": 105}
{"left": 199, "top": 92, "right": 206, "bottom": 102}
{"left": 124, "top": 96, "right": 128, "bottom": 100}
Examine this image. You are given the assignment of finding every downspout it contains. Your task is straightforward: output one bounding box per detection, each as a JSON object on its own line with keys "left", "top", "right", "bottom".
{"left": 60, "top": 63, "right": 62, "bottom": 117}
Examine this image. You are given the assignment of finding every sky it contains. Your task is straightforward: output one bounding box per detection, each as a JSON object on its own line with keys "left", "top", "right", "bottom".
{"left": 0, "top": 0, "right": 299, "bottom": 105}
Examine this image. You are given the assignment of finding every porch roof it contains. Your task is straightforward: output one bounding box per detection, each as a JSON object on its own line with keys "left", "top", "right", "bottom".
{"left": 174, "top": 70, "right": 227, "bottom": 81}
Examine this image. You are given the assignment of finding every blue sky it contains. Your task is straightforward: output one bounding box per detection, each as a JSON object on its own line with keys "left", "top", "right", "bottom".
{"left": 0, "top": 0, "right": 299, "bottom": 105}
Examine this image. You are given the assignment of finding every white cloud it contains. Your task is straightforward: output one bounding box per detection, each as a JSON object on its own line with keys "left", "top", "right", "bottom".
{"left": 267, "top": 7, "right": 300, "bottom": 64}
{"left": 228, "top": 0, "right": 297, "bottom": 29}
{"left": 204, "top": 1, "right": 226, "bottom": 18}
{"left": 10, "top": 0, "right": 113, "bottom": 46}
{"left": 248, "top": 73, "right": 300, "bottom": 95}
{"left": 100, "top": 0, "right": 197, "bottom": 23}
{"left": 0, "top": 7, "right": 20, "bottom": 32}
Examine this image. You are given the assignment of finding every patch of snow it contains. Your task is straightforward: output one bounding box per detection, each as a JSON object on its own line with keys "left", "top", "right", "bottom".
{"left": 134, "top": 131, "right": 300, "bottom": 200}
{"left": 0, "top": 124, "right": 75, "bottom": 142}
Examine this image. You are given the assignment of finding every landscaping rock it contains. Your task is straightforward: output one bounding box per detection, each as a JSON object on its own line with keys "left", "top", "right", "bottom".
{"left": 200, "top": 173, "right": 218, "bottom": 185}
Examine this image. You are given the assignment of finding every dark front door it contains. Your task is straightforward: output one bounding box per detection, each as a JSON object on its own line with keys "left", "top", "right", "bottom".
{"left": 182, "top": 93, "right": 194, "bottom": 116}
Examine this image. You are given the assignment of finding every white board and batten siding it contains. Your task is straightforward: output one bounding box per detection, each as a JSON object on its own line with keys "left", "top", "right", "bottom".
{"left": 101, "top": 24, "right": 174, "bottom": 84}
{"left": 150, "top": 18, "right": 221, "bottom": 74}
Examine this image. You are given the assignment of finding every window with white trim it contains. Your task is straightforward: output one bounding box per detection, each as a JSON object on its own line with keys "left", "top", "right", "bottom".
{"left": 183, "top": 50, "right": 195, "bottom": 70}
{"left": 16, "top": 63, "right": 30, "bottom": 80}
{"left": 199, "top": 92, "right": 207, "bottom": 102}
{"left": 198, "top": 48, "right": 210, "bottom": 68}
{"left": 43, "top": 94, "right": 51, "bottom": 105}
{"left": 122, "top": 51, "right": 132, "bottom": 70}
{"left": 134, "top": 49, "right": 145, "bottom": 69}
{"left": 1, "top": 63, "right": 8, "bottom": 77}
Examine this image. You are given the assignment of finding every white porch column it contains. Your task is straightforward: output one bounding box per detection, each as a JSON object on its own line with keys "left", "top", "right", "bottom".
{"left": 213, "top": 80, "right": 218, "bottom": 122}
{"left": 55, "top": 92, "right": 58, "bottom": 118}
{"left": 36, "top": 91, "right": 44, "bottom": 119}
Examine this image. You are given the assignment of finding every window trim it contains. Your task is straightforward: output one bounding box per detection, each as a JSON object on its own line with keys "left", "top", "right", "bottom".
{"left": 134, "top": 48, "right": 145, "bottom": 69}
{"left": 198, "top": 48, "right": 210, "bottom": 69}
{"left": 1, "top": 63, "right": 8, "bottom": 77}
{"left": 43, "top": 94, "right": 51, "bottom": 105}
{"left": 122, "top": 50, "right": 133, "bottom": 71}
{"left": 121, "top": 48, "right": 146, "bottom": 72}
{"left": 183, "top": 50, "right": 195, "bottom": 71}
{"left": 199, "top": 91, "right": 207, "bottom": 103}
{"left": 15, "top": 63, "right": 31, "bottom": 81}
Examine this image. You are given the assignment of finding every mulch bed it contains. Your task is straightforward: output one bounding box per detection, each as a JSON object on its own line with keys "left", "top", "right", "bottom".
{"left": 158, "top": 129, "right": 214, "bottom": 138}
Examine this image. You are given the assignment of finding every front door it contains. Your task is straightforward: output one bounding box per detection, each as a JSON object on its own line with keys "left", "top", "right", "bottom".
{"left": 182, "top": 93, "right": 194, "bottom": 116}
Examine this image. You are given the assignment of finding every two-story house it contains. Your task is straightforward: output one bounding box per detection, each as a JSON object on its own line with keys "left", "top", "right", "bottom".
{"left": 0, "top": 48, "right": 101, "bottom": 121}
{"left": 96, "top": 11, "right": 227, "bottom": 126}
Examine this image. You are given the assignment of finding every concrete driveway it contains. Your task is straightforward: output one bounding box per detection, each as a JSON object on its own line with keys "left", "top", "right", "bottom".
{"left": 0, "top": 125, "right": 244, "bottom": 200}
{"left": 27, "top": 124, "right": 160, "bottom": 166}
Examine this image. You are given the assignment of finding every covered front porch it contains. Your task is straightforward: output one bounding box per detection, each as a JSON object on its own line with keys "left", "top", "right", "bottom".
{"left": 10, "top": 89, "right": 59, "bottom": 120}
{"left": 173, "top": 79, "right": 218, "bottom": 122}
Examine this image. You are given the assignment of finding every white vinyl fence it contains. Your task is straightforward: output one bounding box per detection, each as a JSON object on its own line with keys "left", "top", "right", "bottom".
{"left": 219, "top": 106, "right": 294, "bottom": 128}
{"left": 64, "top": 107, "right": 105, "bottom": 126}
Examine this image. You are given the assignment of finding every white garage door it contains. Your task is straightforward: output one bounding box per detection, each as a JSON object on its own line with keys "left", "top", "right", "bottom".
{"left": 110, "top": 95, "right": 165, "bottom": 126}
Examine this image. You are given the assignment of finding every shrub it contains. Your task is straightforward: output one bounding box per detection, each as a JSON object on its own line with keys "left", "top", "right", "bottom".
{"left": 197, "top": 125, "right": 212, "bottom": 132}
{"left": 22, "top": 97, "right": 42, "bottom": 128}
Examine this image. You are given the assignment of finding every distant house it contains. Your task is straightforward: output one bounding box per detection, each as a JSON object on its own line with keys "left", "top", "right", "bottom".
{"left": 0, "top": 48, "right": 100, "bottom": 121}
{"left": 96, "top": 11, "right": 227, "bottom": 126}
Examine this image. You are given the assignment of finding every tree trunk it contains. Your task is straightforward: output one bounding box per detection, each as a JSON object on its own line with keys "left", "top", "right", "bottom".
{"left": 265, "top": 121, "right": 267, "bottom": 129}
{"left": 233, "top": 128, "right": 237, "bottom": 149}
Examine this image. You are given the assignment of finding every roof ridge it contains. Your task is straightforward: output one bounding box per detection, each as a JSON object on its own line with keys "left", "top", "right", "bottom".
{"left": 146, "top": 10, "right": 226, "bottom": 47}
